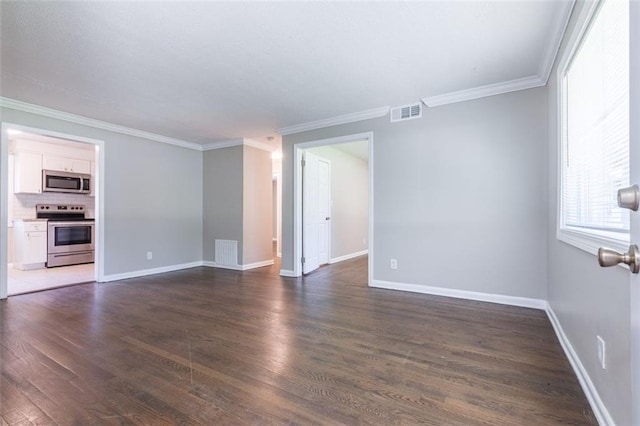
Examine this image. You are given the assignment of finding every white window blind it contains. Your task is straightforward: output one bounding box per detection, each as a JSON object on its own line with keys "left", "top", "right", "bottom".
{"left": 561, "top": 0, "right": 629, "bottom": 236}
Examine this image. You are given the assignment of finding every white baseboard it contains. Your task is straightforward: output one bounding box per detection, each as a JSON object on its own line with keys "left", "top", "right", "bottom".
{"left": 329, "top": 250, "right": 368, "bottom": 264}
{"left": 203, "top": 259, "right": 274, "bottom": 271}
{"left": 545, "top": 305, "right": 614, "bottom": 426}
{"left": 101, "top": 261, "right": 203, "bottom": 282}
{"left": 370, "top": 279, "right": 547, "bottom": 310}
{"left": 279, "top": 269, "right": 297, "bottom": 277}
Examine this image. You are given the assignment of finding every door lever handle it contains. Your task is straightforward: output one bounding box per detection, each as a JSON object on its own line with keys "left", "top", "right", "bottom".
{"left": 598, "top": 245, "right": 640, "bottom": 273}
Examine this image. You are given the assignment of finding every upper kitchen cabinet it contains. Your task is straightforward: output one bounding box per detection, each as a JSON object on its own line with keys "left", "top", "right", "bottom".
{"left": 13, "top": 151, "right": 42, "bottom": 194}
{"left": 43, "top": 155, "right": 91, "bottom": 174}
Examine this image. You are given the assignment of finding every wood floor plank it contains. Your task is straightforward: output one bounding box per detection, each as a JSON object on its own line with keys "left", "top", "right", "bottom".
{"left": 0, "top": 256, "right": 596, "bottom": 424}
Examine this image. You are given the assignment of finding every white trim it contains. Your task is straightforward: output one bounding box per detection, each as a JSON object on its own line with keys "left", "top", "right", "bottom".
{"left": 204, "top": 259, "right": 274, "bottom": 271}
{"left": 538, "top": 0, "right": 576, "bottom": 84}
{"left": 0, "top": 97, "right": 203, "bottom": 151}
{"left": 422, "top": 75, "right": 545, "bottom": 108}
{"left": 279, "top": 269, "right": 296, "bottom": 277}
{"left": 0, "top": 126, "right": 8, "bottom": 299}
{"left": 371, "top": 280, "right": 547, "bottom": 310}
{"left": 292, "top": 132, "right": 374, "bottom": 286}
{"left": 278, "top": 107, "right": 389, "bottom": 136}
{"left": 557, "top": 227, "right": 630, "bottom": 261}
{"left": 102, "top": 261, "right": 203, "bottom": 282}
{"left": 329, "top": 250, "right": 368, "bottom": 264}
{"left": 546, "top": 305, "right": 614, "bottom": 426}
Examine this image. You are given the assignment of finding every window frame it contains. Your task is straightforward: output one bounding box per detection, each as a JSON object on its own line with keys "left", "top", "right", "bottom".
{"left": 556, "top": 0, "right": 630, "bottom": 256}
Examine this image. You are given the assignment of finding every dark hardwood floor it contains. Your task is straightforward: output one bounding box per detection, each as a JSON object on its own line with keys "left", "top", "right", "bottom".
{"left": 1, "top": 256, "right": 596, "bottom": 425}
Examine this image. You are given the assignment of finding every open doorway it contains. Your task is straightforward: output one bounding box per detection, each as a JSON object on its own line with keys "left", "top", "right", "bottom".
{"left": 1, "top": 123, "right": 104, "bottom": 298}
{"left": 293, "top": 132, "right": 373, "bottom": 284}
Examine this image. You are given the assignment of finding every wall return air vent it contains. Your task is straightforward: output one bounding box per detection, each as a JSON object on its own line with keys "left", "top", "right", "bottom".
{"left": 390, "top": 103, "right": 423, "bottom": 123}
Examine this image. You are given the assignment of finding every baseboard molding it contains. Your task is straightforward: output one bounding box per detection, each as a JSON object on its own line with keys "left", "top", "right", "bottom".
{"left": 371, "top": 279, "right": 547, "bottom": 310}
{"left": 279, "top": 269, "right": 297, "bottom": 277}
{"left": 545, "top": 305, "right": 614, "bottom": 426}
{"left": 101, "top": 261, "right": 203, "bottom": 282}
{"left": 329, "top": 250, "right": 368, "bottom": 264}
{"left": 203, "top": 259, "right": 274, "bottom": 271}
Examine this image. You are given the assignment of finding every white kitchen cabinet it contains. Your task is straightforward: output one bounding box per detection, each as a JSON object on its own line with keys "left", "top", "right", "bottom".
{"left": 13, "top": 151, "right": 42, "bottom": 194}
{"left": 43, "top": 155, "right": 91, "bottom": 174}
{"left": 13, "top": 220, "right": 48, "bottom": 270}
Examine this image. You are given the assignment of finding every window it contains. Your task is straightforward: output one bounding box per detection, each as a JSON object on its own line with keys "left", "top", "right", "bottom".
{"left": 558, "top": 0, "right": 630, "bottom": 254}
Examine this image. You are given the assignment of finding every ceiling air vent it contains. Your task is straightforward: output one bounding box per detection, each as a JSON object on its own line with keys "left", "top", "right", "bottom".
{"left": 390, "top": 103, "right": 422, "bottom": 123}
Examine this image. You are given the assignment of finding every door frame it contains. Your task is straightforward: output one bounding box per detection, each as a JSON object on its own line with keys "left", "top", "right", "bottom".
{"left": 292, "top": 131, "right": 373, "bottom": 286}
{"left": 630, "top": 1, "right": 639, "bottom": 423}
{"left": 317, "top": 156, "right": 331, "bottom": 266}
{"left": 0, "top": 123, "right": 105, "bottom": 299}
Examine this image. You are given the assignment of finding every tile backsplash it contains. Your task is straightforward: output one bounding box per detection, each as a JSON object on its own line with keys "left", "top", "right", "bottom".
{"left": 13, "top": 193, "right": 95, "bottom": 220}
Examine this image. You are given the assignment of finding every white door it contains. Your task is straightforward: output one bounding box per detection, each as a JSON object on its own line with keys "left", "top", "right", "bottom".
{"left": 630, "top": 3, "right": 640, "bottom": 424}
{"left": 302, "top": 151, "right": 320, "bottom": 274}
{"left": 318, "top": 159, "right": 331, "bottom": 265}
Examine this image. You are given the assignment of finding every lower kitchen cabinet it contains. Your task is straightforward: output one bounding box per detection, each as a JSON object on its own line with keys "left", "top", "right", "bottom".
{"left": 13, "top": 220, "right": 48, "bottom": 270}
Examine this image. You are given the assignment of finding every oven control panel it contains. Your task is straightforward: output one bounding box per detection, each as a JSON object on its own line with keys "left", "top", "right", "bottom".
{"left": 37, "top": 204, "right": 84, "bottom": 212}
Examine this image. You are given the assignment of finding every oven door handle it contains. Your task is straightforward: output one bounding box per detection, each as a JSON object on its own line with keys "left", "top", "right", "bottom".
{"left": 79, "top": 176, "right": 84, "bottom": 193}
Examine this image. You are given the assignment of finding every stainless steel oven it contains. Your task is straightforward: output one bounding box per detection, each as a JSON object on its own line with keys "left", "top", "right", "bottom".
{"left": 47, "top": 221, "right": 95, "bottom": 267}
{"left": 36, "top": 204, "right": 95, "bottom": 268}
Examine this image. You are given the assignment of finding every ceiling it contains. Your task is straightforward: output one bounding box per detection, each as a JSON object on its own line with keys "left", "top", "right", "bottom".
{"left": 0, "top": 1, "right": 573, "bottom": 149}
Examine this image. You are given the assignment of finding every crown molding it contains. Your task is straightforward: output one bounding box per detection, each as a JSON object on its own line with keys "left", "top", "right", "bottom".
{"left": 538, "top": 0, "right": 575, "bottom": 84}
{"left": 278, "top": 106, "right": 389, "bottom": 136}
{"left": 422, "top": 75, "right": 545, "bottom": 108}
{"left": 0, "top": 97, "right": 203, "bottom": 151}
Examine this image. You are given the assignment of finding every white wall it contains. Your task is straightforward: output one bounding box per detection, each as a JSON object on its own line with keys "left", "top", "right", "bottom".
{"left": 242, "top": 145, "right": 273, "bottom": 265}
{"left": 272, "top": 179, "right": 277, "bottom": 240}
{"left": 307, "top": 144, "right": 368, "bottom": 261}
{"left": 2, "top": 107, "right": 204, "bottom": 278}
{"left": 282, "top": 87, "right": 548, "bottom": 302}
{"left": 546, "top": 1, "right": 631, "bottom": 423}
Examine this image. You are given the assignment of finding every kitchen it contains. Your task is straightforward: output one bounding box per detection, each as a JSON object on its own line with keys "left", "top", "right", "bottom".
{"left": 7, "top": 130, "right": 97, "bottom": 295}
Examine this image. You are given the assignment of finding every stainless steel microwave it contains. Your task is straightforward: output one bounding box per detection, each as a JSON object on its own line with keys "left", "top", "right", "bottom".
{"left": 42, "top": 169, "right": 91, "bottom": 194}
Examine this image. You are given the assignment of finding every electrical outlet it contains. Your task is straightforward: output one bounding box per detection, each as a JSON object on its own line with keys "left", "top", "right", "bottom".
{"left": 390, "top": 259, "right": 398, "bottom": 270}
{"left": 597, "top": 335, "right": 606, "bottom": 369}
{"left": 147, "top": 251, "right": 153, "bottom": 260}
